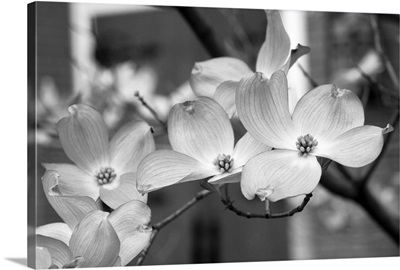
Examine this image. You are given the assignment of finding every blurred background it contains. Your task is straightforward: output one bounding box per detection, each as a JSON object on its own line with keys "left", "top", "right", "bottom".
{"left": 28, "top": 2, "right": 399, "bottom": 266}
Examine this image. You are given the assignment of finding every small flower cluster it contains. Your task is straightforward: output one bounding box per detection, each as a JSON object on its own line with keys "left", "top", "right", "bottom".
{"left": 135, "top": 10, "right": 390, "bottom": 202}
{"left": 37, "top": 104, "right": 155, "bottom": 268}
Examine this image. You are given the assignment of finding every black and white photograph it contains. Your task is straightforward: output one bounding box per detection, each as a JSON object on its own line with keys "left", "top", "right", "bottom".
{"left": 1, "top": 1, "right": 400, "bottom": 270}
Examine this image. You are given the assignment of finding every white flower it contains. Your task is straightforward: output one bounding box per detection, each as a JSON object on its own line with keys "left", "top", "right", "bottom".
{"left": 36, "top": 171, "right": 152, "bottom": 268}
{"left": 136, "top": 97, "right": 271, "bottom": 194}
{"left": 189, "top": 10, "right": 309, "bottom": 117}
{"left": 236, "top": 71, "right": 392, "bottom": 202}
{"left": 43, "top": 103, "right": 155, "bottom": 209}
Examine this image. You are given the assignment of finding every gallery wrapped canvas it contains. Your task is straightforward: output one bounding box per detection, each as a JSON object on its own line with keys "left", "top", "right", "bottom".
{"left": 27, "top": 1, "right": 399, "bottom": 269}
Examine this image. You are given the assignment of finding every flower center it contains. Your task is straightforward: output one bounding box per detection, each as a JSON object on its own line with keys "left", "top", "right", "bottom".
{"left": 296, "top": 134, "right": 318, "bottom": 156}
{"left": 94, "top": 167, "right": 117, "bottom": 185}
{"left": 212, "top": 154, "right": 234, "bottom": 173}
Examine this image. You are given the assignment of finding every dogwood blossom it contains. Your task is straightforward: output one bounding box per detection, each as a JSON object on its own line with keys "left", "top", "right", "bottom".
{"left": 236, "top": 70, "right": 392, "bottom": 202}
{"left": 190, "top": 10, "right": 309, "bottom": 117}
{"left": 43, "top": 103, "right": 155, "bottom": 209}
{"left": 136, "top": 97, "right": 271, "bottom": 194}
{"left": 36, "top": 170, "right": 152, "bottom": 268}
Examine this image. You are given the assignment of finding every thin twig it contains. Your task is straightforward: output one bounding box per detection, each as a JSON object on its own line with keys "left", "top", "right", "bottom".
{"left": 135, "top": 228, "right": 158, "bottom": 266}
{"left": 298, "top": 64, "right": 318, "bottom": 88}
{"left": 355, "top": 64, "right": 399, "bottom": 101}
{"left": 370, "top": 15, "right": 399, "bottom": 89}
{"left": 134, "top": 91, "right": 167, "bottom": 127}
{"left": 221, "top": 194, "right": 313, "bottom": 219}
{"left": 135, "top": 190, "right": 212, "bottom": 265}
{"left": 154, "top": 190, "right": 212, "bottom": 229}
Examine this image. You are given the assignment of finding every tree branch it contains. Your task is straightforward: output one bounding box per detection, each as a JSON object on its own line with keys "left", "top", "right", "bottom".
{"left": 370, "top": 15, "right": 399, "bottom": 89}
{"left": 177, "top": 6, "right": 399, "bottom": 246}
{"left": 135, "top": 190, "right": 212, "bottom": 265}
{"left": 319, "top": 167, "right": 399, "bottom": 244}
{"left": 319, "top": 170, "right": 358, "bottom": 200}
{"left": 220, "top": 193, "right": 313, "bottom": 219}
{"left": 355, "top": 184, "right": 399, "bottom": 245}
{"left": 154, "top": 190, "right": 212, "bottom": 229}
{"left": 176, "top": 7, "right": 228, "bottom": 58}
{"left": 359, "top": 108, "right": 399, "bottom": 188}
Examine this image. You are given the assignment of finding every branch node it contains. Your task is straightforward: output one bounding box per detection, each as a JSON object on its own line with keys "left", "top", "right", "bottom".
{"left": 220, "top": 192, "right": 313, "bottom": 219}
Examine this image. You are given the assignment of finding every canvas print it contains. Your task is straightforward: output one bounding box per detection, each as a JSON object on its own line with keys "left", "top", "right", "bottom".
{"left": 27, "top": 1, "right": 399, "bottom": 269}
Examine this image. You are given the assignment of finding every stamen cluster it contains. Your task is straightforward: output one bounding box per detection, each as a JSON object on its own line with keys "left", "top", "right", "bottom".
{"left": 95, "top": 167, "right": 117, "bottom": 185}
{"left": 213, "top": 154, "right": 234, "bottom": 173}
{"left": 296, "top": 134, "right": 318, "bottom": 156}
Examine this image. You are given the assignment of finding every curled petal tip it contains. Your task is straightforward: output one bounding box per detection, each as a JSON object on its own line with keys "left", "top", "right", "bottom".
{"left": 383, "top": 124, "right": 394, "bottom": 134}
{"left": 63, "top": 256, "right": 85, "bottom": 268}
{"left": 48, "top": 184, "right": 62, "bottom": 196}
{"left": 140, "top": 223, "right": 153, "bottom": 232}
{"left": 289, "top": 44, "right": 311, "bottom": 68}
{"left": 295, "top": 43, "right": 310, "bottom": 54}
{"left": 256, "top": 186, "right": 274, "bottom": 202}
{"left": 191, "top": 62, "right": 202, "bottom": 74}
{"left": 331, "top": 85, "right": 347, "bottom": 98}
{"left": 180, "top": 100, "right": 196, "bottom": 114}
{"left": 255, "top": 72, "right": 266, "bottom": 82}
{"left": 67, "top": 104, "right": 79, "bottom": 115}
{"left": 137, "top": 185, "right": 150, "bottom": 195}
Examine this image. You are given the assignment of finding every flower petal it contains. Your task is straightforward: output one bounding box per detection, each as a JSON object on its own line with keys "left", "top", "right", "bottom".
{"left": 241, "top": 150, "right": 321, "bottom": 202}
{"left": 36, "top": 223, "right": 72, "bottom": 246}
{"left": 190, "top": 57, "right": 253, "bottom": 97}
{"left": 256, "top": 10, "right": 291, "bottom": 77}
{"left": 42, "top": 163, "right": 99, "bottom": 200}
{"left": 100, "top": 172, "right": 147, "bottom": 210}
{"left": 288, "top": 85, "right": 305, "bottom": 115}
{"left": 113, "top": 257, "right": 122, "bottom": 267}
{"left": 61, "top": 256, "right": 85, "bottom": 268}
{"left": 57, "top": 103, "right": 110, "bottom": 174}
{"left": 214, "top": 80, "right": 239, "bottom": 118}
{"left": 236, "top": 71, "right": 297, "bottom": 150}
{"left": 168, "top": 96, "right": 235, "bottom": 165}
{"left": 232, "top": 132, "right": 272, "bottom": 167}
{"left": 207, "top": 168, "right": 242, "bottom": 185}
{"left": 36, "top": 247, "right": 52, "bottom": 269}
{"left": 41, "top": 170, "right": 99, "bottom": 230}
{"left": 108, "top": 200, "right": 152, "bottom": 266}
{"left": 37, "top": 235, "right": 72, "bottom": 268}
{"left": 110, "top": 120, "right": 155, "bottom": 175}
{"left": 137, "top": 150, "right": 216, "bottom": 194}
{"left": 69, "top": 210, "right": 120, "bottom": 268}
{"left": 292, "top": 85, "right": 365, "bottom": 144}
{"left": 314, "top": 125, "right": 387, "bottom": 167}
{"left": 288, "top": 44, "right": 311, "bottom": 68}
